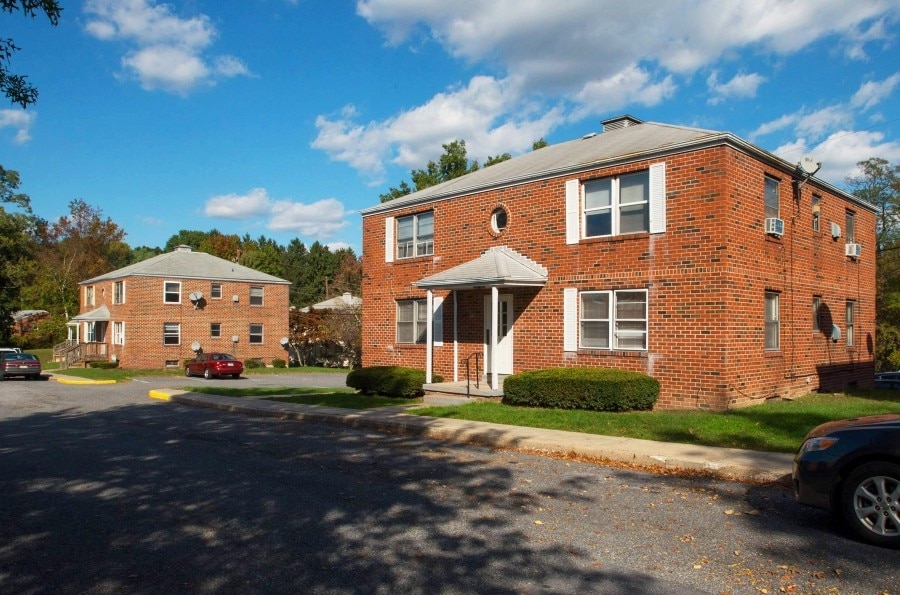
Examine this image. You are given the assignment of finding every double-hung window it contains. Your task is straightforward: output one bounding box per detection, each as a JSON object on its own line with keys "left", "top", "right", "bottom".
{"left": 765, "top": 292, "right": 780, "bottom": 350}
{"left": 164, "top": 281, "right": 181, "bottom": 304}
{"left": 113, "top": 281, "right": 125, "bottom": 304}
{"left": 397, "top": 299, "right": 428, "bottom": 344}
{"left": 583, "top": 171, "right": 649, "bottom": 237}
{"left": 846, "top": 300, "right": 856, "bottom": 347}
{"left": 210, "top": 323, "right": 221, "bottom": 338}
{"left": 112, "top": 321, "right": 125, "bottom": 345}
{"left": 764, "top": 177, "right": 780, "bottom": 219}
{"left": 812, "top": 296, "right": 821, "bottom": 332}
{"left": 249, "top": 286, "right": 264, "bottom": 306}
{"left": 249, "top": 323, "right": 263, "bottom": 344}
{"left": 812, "top": 195, "right": 821, "bottom": 232}
{"left": 846, "top": 211, "right": 856, "bottom": 243}
{"left": 163, "top": 322, "right": 180, "bottom": 345}
{"left": 211, "top": 283, "right": 222, "bottom": 299}
{"left": 397, "top": 212, "right": 434, "bottom": 258}
{"left": 85, "top": 286, "right": 95, "bottom": 307}
{"left": 578, "top": 290, "right": 648, "bottom": 350}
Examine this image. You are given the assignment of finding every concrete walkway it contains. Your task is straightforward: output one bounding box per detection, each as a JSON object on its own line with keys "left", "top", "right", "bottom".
{"left": 148, "top": 388, "right": 796, "bottom": 487}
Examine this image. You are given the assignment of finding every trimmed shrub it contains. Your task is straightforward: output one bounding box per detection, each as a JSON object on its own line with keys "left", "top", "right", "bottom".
{"left": 245, "top": 359, "right": 263, "bottom": 369}
{"left": 89, "top": 361, "right": 120, "bottom": 369}
{"left": 271, "top": 358, "right": 287, "bottom": 369}
{"left": 346, "top": 366, "right": 443, "bottom": 398}
{"left": 502, "top": 368, "right": 659, "bottom": 412}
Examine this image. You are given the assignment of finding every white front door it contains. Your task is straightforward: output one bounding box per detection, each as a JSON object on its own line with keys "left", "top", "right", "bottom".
{"left": 484, "top": 294, "right": 513, "bottom": 375}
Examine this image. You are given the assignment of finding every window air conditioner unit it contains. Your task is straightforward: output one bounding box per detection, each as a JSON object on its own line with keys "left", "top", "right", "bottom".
{"left": 765, "top": 217, "right": 784, "bottom": 237}
{"left": 845, "top": 243, "right": 861, "bottom": 258}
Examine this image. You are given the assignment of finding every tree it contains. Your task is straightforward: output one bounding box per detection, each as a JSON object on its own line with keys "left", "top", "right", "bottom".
{"left": 484, "top": 153, "right": 511, "bottom": 167}
{"left": 532, "top": 138, "right": 549, "bottom": 150}
{"left": 0, "top": 166, "right": 37, "bottom": 343}
{"left": 845, "top": 158, "right": 900, "bottom": 370}
{"left": 1, "top": 0, "right": 62, "bottom": 108}
{"left": 380, "top": 139, "right": 480, "bottom": 202}
{"left": 28, "top": 199, "right": 128, "bottom": 318}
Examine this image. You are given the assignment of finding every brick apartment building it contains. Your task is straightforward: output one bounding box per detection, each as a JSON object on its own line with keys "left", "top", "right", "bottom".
{"left": 359, "top": 116, "right": 876, "bottom": 410}
{"left": 68, "top": 245, "right": 290, "bottom": 369}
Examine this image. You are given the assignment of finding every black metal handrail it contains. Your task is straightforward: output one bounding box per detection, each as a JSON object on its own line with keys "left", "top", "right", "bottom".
{"left": 464, "top": 352, "right": 482, "bottom": 396}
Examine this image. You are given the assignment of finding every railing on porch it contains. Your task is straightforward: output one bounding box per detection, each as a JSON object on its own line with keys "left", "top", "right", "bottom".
{"left": 464, "top": 351, "right": 482, "bottom": 396}
{"left": 53, "top": 341, "right": 109, "bottom": 369}
{"left": 52, "top": 339, "right": 78, "bottom": 362}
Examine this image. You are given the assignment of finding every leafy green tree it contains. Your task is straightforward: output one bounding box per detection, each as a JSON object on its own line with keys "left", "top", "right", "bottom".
{"left": 164, "top": 229, "right": 210, "bottom": 252}
{"left": 0, "top": 166, "right": 37, "bottom": 343}
{"left": 128, "top": 245, "right": 162, "bottom": 264}
{"left": 532, "top": 138, "right": 549, "bottom": 150}
{"left": 1, "top": 0, "right": 62, "bottom": 108}
{"left": 239, "top": 235, "right": 285, "bottom": 278}
{"left": 380, "top": 139, "right": 480, "bottom": 202}
{"left": 846, "top": 158, "right": 900, "bottom": 370}
{"left": 484, "top": 153, "right": 511, "bottom": 167}
{"left": 28, "top": 199, "right": 128, "bottom": 318}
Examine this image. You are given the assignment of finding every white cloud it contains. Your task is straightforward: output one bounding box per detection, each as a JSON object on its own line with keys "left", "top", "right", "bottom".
{"left": 851, "top": 73, "right": 900, "bottom": 111}
{"left": 0, "top": 109, "right": 35, "bottom": 144}
{"left": 313, "top": 76, "right": 564, "bottom": 183}
{"left": 775, "top": 130, "right": 900, "bottom": 186}
{"left": 318, "top": 0, "right": 898, "bottom": 181}
{"left": 706, "top": 71, "right": 766, "bottom": 105}
{"left": 203, "top": 189, "right": 349, "bottom": 238}
{"left": 83, "top": 0, "right": 250, "bottom": 94}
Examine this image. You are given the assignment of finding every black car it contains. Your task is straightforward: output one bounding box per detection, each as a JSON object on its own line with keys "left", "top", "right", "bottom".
{"left": 793, "top": 414, "right": 900, "bottom": 548}
{"left": 874, "top": 372, "right": 900, "bottom": 389}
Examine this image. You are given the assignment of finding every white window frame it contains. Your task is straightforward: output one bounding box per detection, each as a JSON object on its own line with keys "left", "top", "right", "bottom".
{"left": 211, "top": 323, "right": 221, "bottom": 338}
{"left": 210, "top": 283, "right": 222, "bottom": 299}
{"left": 764, "top": 176, "right": 779, "bottom": 219}
{"left": 396, "top": 212, "right": 434, "bottom": 259}
{"left": 812, "top": 296, "right": 821, "bottom": 332}
{"left": 112, "top": 321, "right": 125, "bottom": 345}
{"left": 85, "top": 285, "right": 94, "bottom": 307}
{"left": 846, "top": 300, "right": 856, "bottom": 347}
{"left": 163, "top": 322, "right": 180, "bottom": 345}
{"left": 249, "top": 323, "right": 263, "bottom": 344}
{"left": 765, "top": 292, "right": 780, "bottom": 351}
{"left": 85, "top": 321, "right": 97, "bottom": 343}
{"left": 846, "top": 210, "right": 856, "bottom": 243}
{"left": 396, "top": 299, "right": 428, "bottom": 344}
{"left": 582, "top": 171, "right": 650, "bottom": 238}
{"left": 249, "top": 286, "right": 264, "bottom": 306}
{"left": 113, "top": 281, "right": 125, "bottom": 305}
{"left": 164, "top": 281, "right": 181, "bottom": 304}
{"left": 578, "top": 289, "right": 648, "bottom": 351}
{"left": 812, "top": 195, "right": 820, "bottom": 233}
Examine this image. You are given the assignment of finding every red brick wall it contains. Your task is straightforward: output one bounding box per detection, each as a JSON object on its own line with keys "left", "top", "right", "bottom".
{"left": 361, "top": 144, "right": 876, "bottom": 410}
{"left": 78, "top": 277, "right": 290, "bottom": 369}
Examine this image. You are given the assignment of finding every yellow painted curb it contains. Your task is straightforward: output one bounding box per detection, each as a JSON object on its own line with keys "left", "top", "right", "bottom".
{"left": 148, "top": 390, "right": 172, "bottom": 402}
{"left": 55, "top": 377, "right": 117, "bottom": 385}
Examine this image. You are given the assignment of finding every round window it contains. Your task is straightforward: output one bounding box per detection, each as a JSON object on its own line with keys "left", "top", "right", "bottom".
{"left": 491, "top": 206, "right": 508, "bottom": 234}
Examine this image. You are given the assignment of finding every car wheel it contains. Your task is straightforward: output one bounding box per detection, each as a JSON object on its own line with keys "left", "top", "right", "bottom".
{"left": 840, "top": 461, "right": 900, "bottom": 548}
{"left": 204, "top": 368, "right": 212, "bottom": 380}
{"left": 185, "top": 366, "right": 192, "bottom": 377}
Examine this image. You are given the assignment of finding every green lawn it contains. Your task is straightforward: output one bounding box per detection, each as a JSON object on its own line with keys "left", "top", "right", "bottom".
{"left": 413, "top": 390, "right": 900, "bottom": 453}
{"left": 46, "top": 363, "right": 348, "bottom": 381}
{"left": 186, "top": 386, "right": 419, "bottom": 409}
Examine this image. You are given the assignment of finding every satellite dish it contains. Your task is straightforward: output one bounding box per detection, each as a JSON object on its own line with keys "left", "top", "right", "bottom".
{"left": 831, "top": 325, "right": 842, "bottom": 342}
{"left": 798, "top": 155, "right": 821, "bottom": 176}
{"left": 191, "top": 341, "right": 201, "bottom": 352}
{"left": 189, "top": 291, "right": 203, "bottom": 302}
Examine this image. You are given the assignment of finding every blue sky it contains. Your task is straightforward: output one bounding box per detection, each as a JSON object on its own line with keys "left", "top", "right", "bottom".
{"left": 3, "top": 0, "right": 900, "bottom": 253}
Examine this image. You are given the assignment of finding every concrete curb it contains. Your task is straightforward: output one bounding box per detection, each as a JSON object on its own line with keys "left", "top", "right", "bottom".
{"left": 51, "top": 373, "right": 117, "bottom": 385}
{"left": 149, "top": 389, "right": 795, "bottom": 486}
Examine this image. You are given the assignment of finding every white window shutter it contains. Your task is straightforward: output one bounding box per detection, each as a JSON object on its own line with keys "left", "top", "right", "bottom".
{"left": 385, "top": 217, "right": 394, "bottom": 263}
{"left": 432, "top": 296, "right": 443, "bottom": 346}
{"left": 565, "top": 179, "right": 580, "bottom": 245}
{"left": 563, "top": 288, "right": 578, "bottom": 351}
{"left": 649, "top": 162, "right": 666, "bottom": 234}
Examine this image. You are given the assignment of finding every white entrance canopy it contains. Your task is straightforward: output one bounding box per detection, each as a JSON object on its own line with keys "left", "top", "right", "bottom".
{"left": 414, "top": 246, "right": 548, "bottom": 389}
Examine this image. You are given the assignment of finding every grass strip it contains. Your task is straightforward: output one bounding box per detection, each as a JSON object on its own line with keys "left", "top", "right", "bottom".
{"left": 185, "top": 386, "right": 418, "bottom": 409}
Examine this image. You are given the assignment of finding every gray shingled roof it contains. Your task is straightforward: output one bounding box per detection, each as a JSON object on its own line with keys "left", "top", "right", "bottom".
{"left": 415, "top": 246, "right": 548, "bottom": 289}
{"left": 362, "top": 120, "right": 724, "bottom": 215}
{"left": 71, "top": 305, "right": 110, "bottom": 322}
{"left": 361, "top": 118, "right": 871, "bottom": 215}
{"left": 81, "top": 247, "right": 290, "bottom": 285}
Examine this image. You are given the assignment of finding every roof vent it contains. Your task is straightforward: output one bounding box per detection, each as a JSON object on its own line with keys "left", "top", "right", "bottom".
{"left": 601, "top": 115, "right": 643, "bottom": 132}
{"left": 175, "top": 245, "right": 193, "bottom": 252}
{"left": 581, "top": 132, "right": 598, "bottom": 140}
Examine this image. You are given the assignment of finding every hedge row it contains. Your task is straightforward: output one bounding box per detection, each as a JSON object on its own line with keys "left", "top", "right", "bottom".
{"left": 502, "top": 368, "right": 659, "bottom": 412}
{"left": 346, "top": 366, "right": 443, "bottom": 398}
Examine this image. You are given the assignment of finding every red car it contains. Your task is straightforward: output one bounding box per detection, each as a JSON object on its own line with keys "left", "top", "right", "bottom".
{"left": 1, "top": 352, "right": 42, "bottom": 380}
{"left": 185, "top": 353, "right": 243, "bottom": 379}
